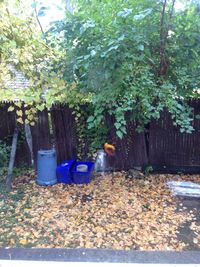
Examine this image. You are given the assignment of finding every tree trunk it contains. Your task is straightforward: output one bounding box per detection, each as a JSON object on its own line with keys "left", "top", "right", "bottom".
{"left": 158, "top": 0, "right": 168, "bottom": 76}
{"left": 158, "top": 0, "right": 176, "bottom": 77}
{"left": 25, "top": 123, "right": 34, "bottom": 165}
{"left": 6, "top": 126, "right": 19, "bottom": 191}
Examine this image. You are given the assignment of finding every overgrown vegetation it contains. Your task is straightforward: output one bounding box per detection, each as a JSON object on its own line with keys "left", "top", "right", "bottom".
{"left": 0, "top": 0, "right": 200, "bottom": 153}
{"left": 0, "top": 0, "right": 66, "bottom": 122}
{"left": 56, "top": 0, "right": 200, "bottom": 139}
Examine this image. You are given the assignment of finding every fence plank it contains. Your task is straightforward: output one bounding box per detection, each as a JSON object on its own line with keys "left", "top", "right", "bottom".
{"left": 0, "top": 104, "right": 15, "bottom": 141}
{"left": 2, "top": 101, "right": 200, "bottom": 172}
{"left": 51, "top": 105, "right": 77, "bottom": 164}
{"left": 0, "top": 104, "right": 31, "bottom": 167}
{"left": 149, "top": 100, "right": 200, "bottom": 171}
{"left": 106, "top": 115, "right": 148, "bottom": 170}
{"left": 31, "top": 109, "right": 51, "bottom": 165}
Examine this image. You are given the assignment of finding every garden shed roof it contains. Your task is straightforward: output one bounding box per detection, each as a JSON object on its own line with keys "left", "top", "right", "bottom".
{"left": 5, "top": 65, "right": 29, "bottom": 91}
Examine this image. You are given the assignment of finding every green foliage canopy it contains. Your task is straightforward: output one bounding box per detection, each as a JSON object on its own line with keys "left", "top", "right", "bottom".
{"left": 0, "top": 0, "right": 67, "bottom": 123}
{"left": 1, "top": 0, "right": 200, "bottom": 140}
{"left": 56, "top": 0, "right": 200, "bottom": 138}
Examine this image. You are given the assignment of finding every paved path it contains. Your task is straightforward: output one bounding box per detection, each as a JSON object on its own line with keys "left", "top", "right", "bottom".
{"left": 0, "top": 249, "right": 200, "bottom": 265}
{"left": 0, "top": 261, "right": 200, "bottom": 267}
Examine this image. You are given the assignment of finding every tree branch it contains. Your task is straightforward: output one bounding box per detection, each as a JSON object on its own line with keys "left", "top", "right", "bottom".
{"left": 33, "top": 0, "right": 44, "bottom": 35}
{"left": 170, "top": 0, "right": 176, "bottom": 19}
{"left": 66, "top": 0, "right": 74, "bottom": 15}
{"left": 158, "top": 0, "right": 176, "bottom": 77}
{"left": 158, "top": 0, "right": 168, "bottom": 76}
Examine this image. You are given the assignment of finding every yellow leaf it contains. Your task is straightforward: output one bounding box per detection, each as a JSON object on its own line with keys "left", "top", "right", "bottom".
{"left": 17, "top": 110, "right": 23, "bottom": 117}
{"left": 24, "top": 208, "right": 31, "bottom": 212}
{"left": 27, "top": 114, "right": 34, "bottom": 120}
{"left": 19, "top": 239, "right": 28, "bottom": 245}
{"left": 15, "top": 102, "right": 22, "bottom": 108}
{"left": 17, "top": 117, "right": 23, "bottom": 124}
{"left": 33, "top": 232, "right": 40, "bottom": 238}
{"left": 8, "top": 106, "right": 14, "bottom": 112}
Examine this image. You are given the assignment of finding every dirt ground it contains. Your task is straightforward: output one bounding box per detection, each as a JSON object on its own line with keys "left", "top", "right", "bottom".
{"left": 0, "top": 171, "right": 200, "bottom": 250}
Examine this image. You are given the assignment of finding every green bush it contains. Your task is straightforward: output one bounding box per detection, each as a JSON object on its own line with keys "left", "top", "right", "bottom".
{"left": 51, "top": 0, "right": 200, "bottom": 139}
{"left": 0, "top": 140, "right": 10, "bottom": 176}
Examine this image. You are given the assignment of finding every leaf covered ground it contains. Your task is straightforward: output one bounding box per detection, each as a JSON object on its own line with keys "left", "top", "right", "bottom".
{"left": 0, "top": 171, "right": 200, "bottom": 250}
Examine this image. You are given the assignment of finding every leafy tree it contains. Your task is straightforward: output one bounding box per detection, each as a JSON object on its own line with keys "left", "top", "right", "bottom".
{"left": 0, "top": 0, "right": 66, "bottom": 123}
{"left": 1, "top": 0, "right": 200, "bottom": 155}
{"left": 0, "top": 0, "right": 67, "bottom": 189}
{"left": 55, "top": 0, "right": 200, "bottom": 138}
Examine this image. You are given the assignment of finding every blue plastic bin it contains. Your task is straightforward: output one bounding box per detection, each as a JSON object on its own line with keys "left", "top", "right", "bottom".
{"left": 56, "top": 160, "right": 76, "bottom": 184}
{"left": 37, "top": 150, "right": 57, "bottom": 186}
{"left": 71, "top": 161, "right": 94, "bottom": 184}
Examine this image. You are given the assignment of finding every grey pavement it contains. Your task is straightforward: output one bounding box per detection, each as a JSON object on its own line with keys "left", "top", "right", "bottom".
{"left": 0, "top": 249, "right": 200, "bottom": 264}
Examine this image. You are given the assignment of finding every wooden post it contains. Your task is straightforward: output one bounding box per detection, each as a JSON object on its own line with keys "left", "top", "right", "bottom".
{"left": 25, "top": 123, "right": 34, "bottom": 165}
{"left": 6, "top": 126, "right": 19, "bottom": 191}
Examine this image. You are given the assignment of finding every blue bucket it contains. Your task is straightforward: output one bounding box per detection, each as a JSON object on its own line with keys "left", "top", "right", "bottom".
{"left": 36, "top": 149, "right": 57, "bottom": 186}
{"left": 71, "top": 161, "right": 94, "bottom": 184}
{"left": 56, "top": 160, "right": 76, "bottom": 184}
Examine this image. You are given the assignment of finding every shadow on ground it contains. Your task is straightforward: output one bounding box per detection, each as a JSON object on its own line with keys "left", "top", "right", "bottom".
{"left": 177, "top": 197, "right": 200, "bottom": 250}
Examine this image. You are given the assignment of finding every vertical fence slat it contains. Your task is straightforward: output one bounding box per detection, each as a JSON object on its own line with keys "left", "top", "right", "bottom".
{"left": 51, "top": 105, "right": 77, "bottom": 164}
{"left": 149, "top": 100, "right": 200, "bottom": 171}
{"left": 2, "top": 101, "right": 200, "bottom": 172}
{"left": 0, "top": 103, "right": 31, "bottom": 167}
{"left": 31, "top": 109, "right": 51, "bottom": 165}
{"left": 106, "top": 115, "right": 148, "bottom": 170}
{"left": 0, "top": 104, "right": 15, "bottom": 141}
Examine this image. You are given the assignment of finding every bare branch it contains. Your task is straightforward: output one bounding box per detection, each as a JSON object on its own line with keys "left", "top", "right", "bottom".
{"left": 33, "top": 0, "right": 44, "bottom": 35}
{"left": 158, "top": 0, "right": 168, "bottom": 76}
{"left": 170, "top": 0, "right": 176, "bottom": 18}
{"left": 158, "top": 0, "right": 176, "bottom": 77}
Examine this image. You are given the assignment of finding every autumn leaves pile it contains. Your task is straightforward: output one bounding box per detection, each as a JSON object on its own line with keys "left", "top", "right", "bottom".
{"left": 0, "top": 171, "right": 200, "bottom": 249}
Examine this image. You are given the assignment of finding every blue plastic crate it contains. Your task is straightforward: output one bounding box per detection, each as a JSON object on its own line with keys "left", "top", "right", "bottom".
{"left": 56, "top": 160, "right": 76, "bottom": 184}
{"left": 71, "top": 161, "right": 94, "bottom": 184}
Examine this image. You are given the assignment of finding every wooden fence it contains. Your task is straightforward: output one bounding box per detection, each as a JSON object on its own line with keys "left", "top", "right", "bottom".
{"left": 0, "top": 104, "right": 51, "bottom": 167}
{"left": 149, "top": 100, "right": 200, "bottom": 173}
{"left": 51, "top": 105, "right": 77, "bottom": 164}
{"left": 1, "top": 102, "right": 200, "bottom": 172}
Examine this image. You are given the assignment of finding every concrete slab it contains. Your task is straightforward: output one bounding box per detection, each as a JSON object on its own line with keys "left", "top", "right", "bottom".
{"left": 0, "top": 261, "right": 200, "bottom": 267}
{"left": 0, "top": 249, "right": 200, "bottom": 264}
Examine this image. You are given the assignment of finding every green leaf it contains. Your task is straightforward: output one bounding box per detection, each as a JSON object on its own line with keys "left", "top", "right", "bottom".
{"left": 195, "top": 115, "right": 200, "bottom": 120}
{"left": 117, "top": 8, "right": 132, "bottom": 18}
{"left": 87, "top": 116, "right": 95, "bottom": 123}
{"left": 120, "top": 126, "right": 127, "bottom": 134}
{"left": 84, "top": 55, "right": 90, "bottom": 60}
{"left": 138, "top": 44, "right": 144, "bottom": 51}
{"left": 116, "top": 130, "right": 123, "bottom": 139}
{"left": 114, "top": 122, "right": 121, "bottom": 129}
{"left": 134, "top": 8, "right": 153, "bottom": 20}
